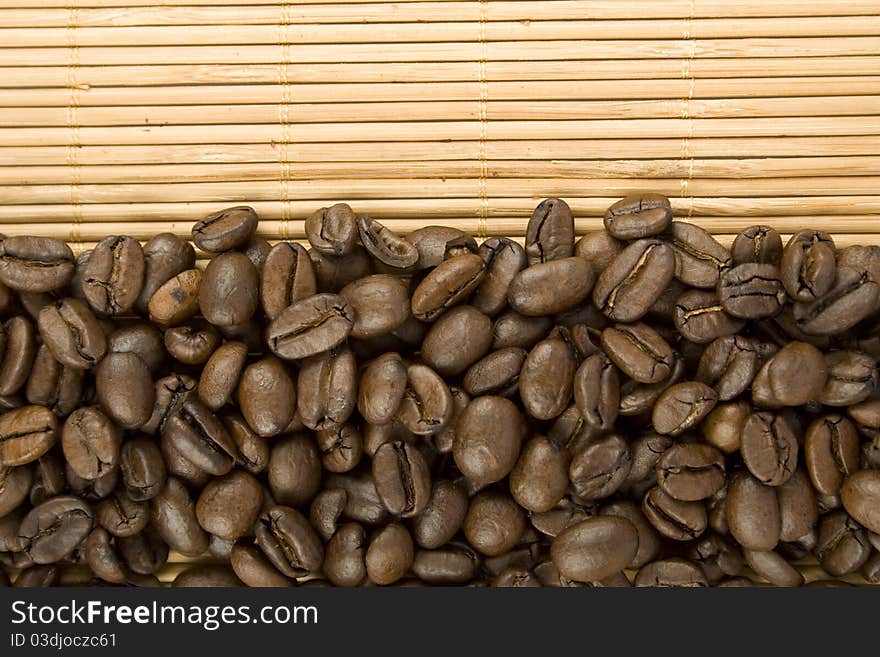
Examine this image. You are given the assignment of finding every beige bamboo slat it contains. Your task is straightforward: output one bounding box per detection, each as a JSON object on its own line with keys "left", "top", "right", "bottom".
{"left": 3, "top": 37, "right": 880, "bottom": 67}
{"left": 4, "top": 198, "right": 879, "bottom": 225}
{"left": 3, "top": 118, "right": 880, "bottom": 147}
{"left": 8, "top": 157, "right": 880, "bottom": 185}
{"left": 5, "top": 97, "right": 880, "bottom": 128}
{"left": 5, "top": 58, "right": 880, "bottom": 87}
{"left": 4, "top": 137, "right": 879, "bottom": 166}
{"left": 6, "top": 0, "right": 880, "bottom": 19}
{"left": 5, "top": 177, "right": 880, "bottom": 205}
{"left": 6, "top": 79, "right": 880, "bottom": 109}
{"left": 6, "top": 16, "right": 880, "bottom": 44}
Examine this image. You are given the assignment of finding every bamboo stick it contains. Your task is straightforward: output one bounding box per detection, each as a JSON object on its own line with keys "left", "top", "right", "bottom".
{"left": 2, "top": 198, "right": 878, "bottom": 224}
{"left": 5, "top": 17, "right": 880, "bottom": 44}
{"left": 3, "top": 58, "right": 880, "bottom": 88}
{"left": 3, "top": 137, "right": 879, "bottom": 166}
{"left": 4, "top": 96, "right": 880, "bottom": 128}
{"left": 3, "top": 118, "right": 879, "bottom": 147}
{"left": 6, "top": 0, "right": 880, "bottom": 19}
{"left": 5, "top": 177, "right": 880, "bottom": 205}
{"left": 7, "top": 157, "right": 880, "bottom": 185}
{"left": 6, "top": 78, "right": 880, "bottom": 108}
{"left": 2, "top": 38, "right": 879, "bottom": 67}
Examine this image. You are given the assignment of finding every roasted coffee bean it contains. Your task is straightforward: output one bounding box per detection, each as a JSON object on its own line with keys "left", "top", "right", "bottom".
{"left": 695, "top": 335, "right": 759, "bottom": 401}
{"left": 237, "top": 357, "right": 297, "bottom": 438}
{"left": 0, "top": 236, "right": 74, "bottom": 293}
{"left": 0, "top": 317, "right": 36, "bottom": 395}
{"left": 372, "top": 441, "right": 431, "bottom": 517}
{"left": 297, "top": 347, "right": 356, "bottom": 432}
{"left": 84, "top": 526, "right": 128, "bottom": 584}
{"left": 38, "top": 299, "right": 106, "bottom": 370}
{"left": 221, "top": 411, "right": 269, "bottom": 475}
{"left": 752, "top": 341, "right": 827, "bottom": 408}
{"left": 575, "top": 230, "right": 624, "bottom": 275}
{"left": 192, "top": 206, "right": 258, "bottom": 253}
{"left": 669, "top": 222, "right": 732, "bottom": 289}
{"left": 231, "top": 542, "right": 292, "bottom": 587}
{"left": 780, "top": 230, "right": 836, "bottom": 302}
{"left": 593, "top": 239, "right": 675, "bottom": 322}
{"left": 510, "top": 436, "right": 569, "bottom": 513}
{"left": 267, "top": 293, "right": 354, "bottom": 360}
{"left": 197, "top": 341, "right": 248, "bottom": 411}
{"left": 408, "top": 226, "right": 477, "bottom": 270}
{"left": 602, "top": 323, "right": 673, "bottom": 384}
{"left": 260, "top": 242, "right": 316, "bottom": 320}
{"left": 572, "top": 353, "right": 619, "bottom": 430}
{"left": 472, "top": 237, "right": 527, "bottom": 316}
{"left": 412, "top": 543, "right": 480, "bottom": 585}
{"left": 732, "top": 225, "right": 783, "bottom": 265}
{"left": 396, "top": 364, "right": 452, "bottom": 435}
{"left": 83, "top": 236, "right": 145, "bottom": 316}
{"left": 326, "top": 472, "right": 389, "bottom": 526}
{"left": 623, "top": 432, "right": 673, "bottom": 495}
{"left": 119, "top": 437, "right": 166, "bottom": 502}
{"left": 151, "top": 477, "right": 208, "bottom": 557}
{"left": 642, "top": 487, "right": 707, "bottom": 541}
{"left": 358, "top": 353, "right": 407, "bottom": 425}
{"left": 841, "top": 469, "right": 880, "bottom": 534}
{"left": 163, "top": 396, "right": 236, "bottom": 477}
{"left": 96, "top": 352, "right": 154, "bottom": 430}
{"left": 411, "top": 253, "right": 485, "bottom": 322}
{"left": 551, "top": 516, "right": 639, "bottom": 583}
{"left": 815, "top": 510, "right": 870, "bottom": 577}
{"left": 323, "top": 522, "right": 367, "bottom": 586}
{"left": 804, "top": 414, "right": 859, "bottom": 497}
{"left": 0, "top": 405, "right": 57, "bottom": 467}
{"left": 718, "top": 263, "right": 786, "bottom": 319}
{"left": 491, "top": 311, "right": 552, "bottom": 350}
{"left": 339, "top": 274, "right": 410, "bottom": 339}
{"left": 172, "top": 565, "right": 241, "bottom": 587}
{"left": 656, "top": 443, "right": 725, "bottom": 501}
{"left": 820, "top": 350, "right": 877, "bottom": 406}
{"left": 164, "top": 321, "right": 220, "bottom": 366}
{"left": 305, "top": 203, "right": 358, "bottom": 257}
{"left": 454, "top": 396, "right": 522, "bottom": 484}
{"left": 726, "top": 472, "right": 780, "bottom": 551}
{"left": 95, "top": 488, "right": 149, "bottom": 538}
{"left": 118, "top": 526, "right": 168, "bottom": 575}
{"left": 310, "top": 489, "right": 348, "bottom": 542}
{"left": 268, "top": 433, "right": 321, "bottom": 507}
{"left": 136, "top": 233, "right": 195, "bottom": 314}
{"left": 196, "top": 470, "right": 263, "bottom": 541}
{"left": 794, "top": 266, "right": 880, "bottom": 335}
{"left": 316, "top": 424, "right": 363, "bottom": 473}
{"left": 142, "top": 373, "right": 195, "bottom": 436}
{"left": 777, "top": 468, "right": 818, "bottom": 543}
{"left": 525, "top": 197, "right": 575, "bottom": 265}
{"left": 411, "top": 481, "right": 467, "bottom": 550}
{"left": 61, "top": 407, "right": 120, "bottom": 481}
{"left": 463, "top": 347, "right": 526, "bottom": 398}
{"left": 147, "top": 268, "right": 202, "bottom": 326}
{"left": 357, "top": 215, "right": 418, "bottom": 269}
{"left": 198, "top": 252, "right": 258, "bottom": 327}
{"left": 652, "top": 382, "right": 717, "bottom": 436}
{"left": 365, "top": 522, "right": 414, "bottom": 585}
{"left": 570, "top": 434, "right": 631, "bottom": 501}
{"left": 421, "top": 306, "right": 492, "bottom": 377}
{"left": 604, "top": 193, "right": 672, "bottom": 240}
{"left": 256, "top": 505, "right": 324, "bottom": 577}
{"left": 464, "top": 491, "right": 526, "bottom": 557}
{"left": 673, "top": 290, "right": 744, "bottom": 344}
{"left": 19, "top": 496, "right": 93, "bottom": 564}
{"left": 634, "top": 558, "right": 708, "bottom": 587}
{"left": 27, "top": 344, "right": 83, "bottom": 417}
{"left": 519, "top": 337, "right": 577, "bottom": 420}
{"left": 0, "top": 464, "right": 32, "bottom": 518}
{"left": 29, "top": 453, "right": 65, "bottom": 507}
{"left": 618, "top": 353, "right": 685, "bottom": 417}
{"left": 309, "top": 246, "right": 373, "bottom": 293}
{"left": 508, "top": 257, "right": 594, "bottom": 317}
{"left": 740, "top": 411, "right": 798, "bottom": 487}
{"left": 107, "top": 322, "right": 164, "bottom": 373}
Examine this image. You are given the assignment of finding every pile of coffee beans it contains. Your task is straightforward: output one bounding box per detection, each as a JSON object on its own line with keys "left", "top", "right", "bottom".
{"left": 1, "top": 196, "right": 880, "bottom": 587}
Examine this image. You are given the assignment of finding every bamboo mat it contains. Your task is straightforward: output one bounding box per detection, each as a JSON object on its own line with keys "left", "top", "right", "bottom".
{"left": 1, "top": 1, "right": 879, "bottom": 585}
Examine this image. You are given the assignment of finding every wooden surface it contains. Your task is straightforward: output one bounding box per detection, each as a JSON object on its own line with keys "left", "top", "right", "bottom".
{"left": 1, "top": 1, "right": 878, "bottom": 585}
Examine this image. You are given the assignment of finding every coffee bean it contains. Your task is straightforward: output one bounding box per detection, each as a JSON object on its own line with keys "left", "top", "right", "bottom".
{"left": 163, "top": 396, "right": 236, "bottom": 477}
{"left": 164, "top": 321, "right": 220, "bottom": 366}
{"left": 0, "top": 236, "right": 74, "bottom": 293}
{"left": 411, "top": 253, "right": 485, "bottom": 322}
{"left": 421, "top": 306, "right": 492, "bottom": 377}
{"left": 408, "top": 226, "right": 478, "bottom": 270}
{"left": 323, "top": 522, "right": 367, "bottom": 586}
{"left": 305, "top": 203, "right": 358, "bottom": 257}
{"left": 107, "top": 322, "right": 164, "bottom": 374}
{"left": 297, "top": 346, "right": 356, "bottom": 432}
{"left": 669, "top": 222, "right": 732, "bottom": 288}
{"left": 268, "top": 433, "right": 321, "bottom": 507}
{"left": 396, "top": 364, "right": 452, "bottom": 436}
{"left": 726, "top": 472, "right": 780, "bottom": 551}
{"left": 231, "top": 542, "right": 291, "bottom": 587}
{"left": 570, "top": 434, "right": 631, "bottom": 501}
{"left": 256, "top": 505, "right": 324, "bottom": 577}
{"left": 815, "top": 510, "right": 870, "bottom": 577}
{"left": 794, "top": 266, "right": 880, "bottom": 335}
{"left": 820, "top": 350, "right": 877, "bottom": 406}
{"left": 38, "top": 299, "right": 106, "bottom": 370}
{"left": 357, "top": 215, "right": 418, "bottom": 269}
{"left": 19, "top": 496, "right": 93, "bottom": 564}
{"left": 781, "top": 230, "right": 836, "bottom": 302}
{"left": 464, "top": 491, "right": 526, "bottom": 557}
{"left": 695, "top": 335, "right": 759, "bottom": 401}
{"left": 840, "top": 469, "right": 880, "bottom": 534}
{"left": 472, "top": 237, "right": 527, "bottom": 316}
{"left": 96, "top": 352, "right": 154, "bottom": 430}
{"left": 752, "top": 341, "right": 827, "bottom": 408}
{"left": 510, "top": 436, "right": 569, "bottom": 513}
{"left": 260, "top": 242, "right": 317, "bottom": 320}
{"left": 602, "top": 322, "right": 673, "bottom": 384}
{"left": 339, "top": 274, "right": 410, "bottom": 339}
{"left": 267, "top": 293, "right": 354, "bottom": 360}
{"left": 652, "top": 381, "right": 717, "bottom": 436}
{"left": 358, "top": 353, "right": 407, "bottom": 426}
{"left": 804, "top": 414, "right": 859, "bottom": 496}
{"left": 673, "top": 289, "right": 744, "bottom": 344}
{"left": 594, "top": 239, "right": 675, "bottom": 322}
{"left": 642, "top": 487, "right": 707, "bottom": 541}
{"left": 740, "top": 411, "right": 798, "bottom": 487}
{"left": 198, "top": 252, "right": 259, "bottom": 327}
{"left": 147, "top": 268, "right": 202, "bottom": 326}
{"left": 519, "top": 337, "right": 577, "bottom": 420}
{"left": 657, "top": 443, "right": 725, "bottom": 501}
{"left": 365, "top": 522, "right": 414, "bottom": 585}
{"left": 551, "top": 516, "right": 639, "bottom": 583}
{"left": 491, "top": 311, "right": 552, "bottom": 350}
{"left": 604, "top": 193, "right": 672, "bottom": 240}
{"left": 198, "top": 341, "right": 248, "bottom": 411}
{"left": 508, "top": 257, "right": 594, "bottom": 317}
{"left": 732, "top": 225, "right": 783, "bottom": 265}
{"left": 575, "top": 230, "right": 624, "bottom": 274}
{"left": 573, "top": 353, "right": 619, "bottom": 431}
{"left": 454, "top": 396, "right": 522, "bottom": 484}
{"left": 309, "top": 489, "right": 348, "bottom": 542}
{"left": 372, "top": 441, "right": 431, "bottom": 517}
{"left": 718, "top": 263, "right": 786, "bottom": 319}
{"left": 0, "top": 465, "right": 32, "bottom": 519}
{"left": 0, "top": 405, "right": 57, "bottom": 467}
{"left": 412, "top": 543, "right": 480, "bottom": 585}
{"left": 192, "top": 206, "right": 258, "bottom": 253}
{"left": 83, "top": 236, "right": 145, "bottom": 316}
{"left": 196, "top": 470, "right": 263, "bottom": 541}
{"left": 61, "top": 407, "right": 120, "bottom": 481}
{"left": 316, "top": 423, "right": 363, "bottom": 474}
{"left": 463, "top": 347, "right": 527, "bottom": 398}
